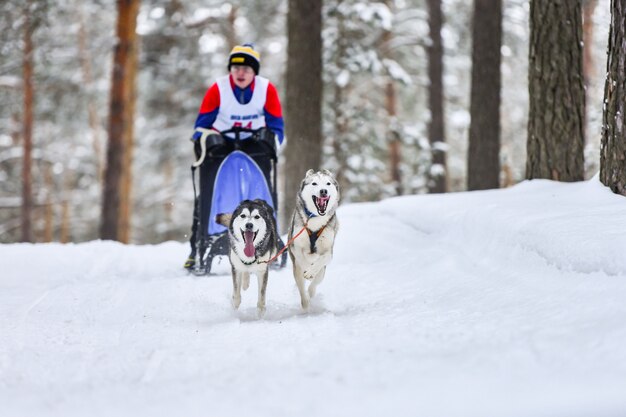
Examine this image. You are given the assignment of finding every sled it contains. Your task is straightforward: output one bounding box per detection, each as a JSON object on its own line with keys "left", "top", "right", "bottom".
{"left": 190, "top": 126, "right": 287, "bottom": 275}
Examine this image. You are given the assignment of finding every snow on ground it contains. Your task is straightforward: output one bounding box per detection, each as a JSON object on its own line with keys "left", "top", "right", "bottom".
{"left": 1, "top": 177, "right": 626, "bottom": 417}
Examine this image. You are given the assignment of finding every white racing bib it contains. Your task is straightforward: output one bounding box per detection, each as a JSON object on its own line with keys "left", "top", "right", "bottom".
{"left": 213, "top": 75, "right": 268, "bottom": 139}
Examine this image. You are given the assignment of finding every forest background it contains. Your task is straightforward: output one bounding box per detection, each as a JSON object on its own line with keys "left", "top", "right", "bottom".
{"left": 0, "top": 0, "right": 613, "bottom": 244}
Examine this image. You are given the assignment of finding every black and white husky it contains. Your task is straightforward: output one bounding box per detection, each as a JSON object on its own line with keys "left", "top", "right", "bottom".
{"left": 216, "top": 199, "right": 279, "bottom": 317}
{"left": 288, "top": 169, "right": 340, "bottom": 310}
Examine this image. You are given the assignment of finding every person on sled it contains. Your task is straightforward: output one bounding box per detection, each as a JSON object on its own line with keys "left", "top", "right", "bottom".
{"left": 184, "top": 43, "right": 285, "bottom": 270}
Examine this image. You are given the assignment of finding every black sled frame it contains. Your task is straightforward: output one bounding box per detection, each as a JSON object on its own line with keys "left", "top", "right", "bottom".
{"left": 190, "top": 127, "right": 287, "bottom": 275}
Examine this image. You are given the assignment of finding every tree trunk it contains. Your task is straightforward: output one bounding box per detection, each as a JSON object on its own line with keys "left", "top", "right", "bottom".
{"left": 332, "top": 80, "right": 349, "bottom": 193}
{"left": 283, "top": 0, "right": 323, "bottom": 229}
{"left": 382, "top": 1, "right": 402, "bottom": 196}
{"left": 467, "top": 0, "right": 502, "bottom": 190}
{"left": 527, "top": 0, "right": 585, "bottom": 181}
{"left": 118, "top": 28, "right": 139, "bottom": 244}
{"left": 163, "top": 158, "right": 176, "bottom": 241}
{"left": 330, "top": 5, "right": 349, "bottom": 194}
{"left": 101, "top": 0, "right": 140, "bottom": 240}
{"left": 387, "top": 81, "right": 402, "bottom": 195}
{"left": 44, "top": 164, "right": 54, "bottom": 242}
{"left": 426, "top": 0, "right": 447, "bottom": 193}
{"left": 225, "top": 5, "right": 239, "bottom": 50}
{"left": 582, "top": 0, "right": 598, "bottom": 146}
{"left": 60, "top": 169, "right": 73, "bottom": 243}
{"left": 582, "top": 0, "right": 598, "bottom": 88}
{"left": 21, "top": 3, "right": 34, "bottom": 243}
{"left": 78, "top": 4, "right": 104, "bottom": 185}
{"left": 600, "top": 0, "right": 626, "bottom": 195}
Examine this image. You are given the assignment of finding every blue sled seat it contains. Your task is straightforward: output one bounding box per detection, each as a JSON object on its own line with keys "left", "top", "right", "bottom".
{"left": 208, "top": 150, "right": 274, "bottom": 235}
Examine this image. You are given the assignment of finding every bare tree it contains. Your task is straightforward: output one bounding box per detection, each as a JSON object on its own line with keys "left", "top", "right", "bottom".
{"left": 78, "top": 3, "right": 104, "bottom": 185}
{"left": 21, "top": 1, "right": 34, "bottom": 243}
{"left": 382, "top": 0, "right": 402, "bottom": 196}
{"left": 101, "top": 0, "right": 140, "bottom": 240}
{"left": 526, "top": 0, "right": 585, "bottom": 181}
{"left": 467, "top": 0, "right": 502, "bottom": 190}
{"left": 118, "top": 30, "right": 139, "bottom": 244}
{"left": 329, "top": 6, "right": 349, "bottom": 194}
{"left": 283, "top": 0, "right": 323, "bottom": 228}
{"left": 582, "top": 0, "right": 598, "bottom": 142}
{"left": 582, "top": 0, "right": 599, "bottom": 88}
{"left": 600, "top": 0, "right": 626, "bottom": 195}
{"left": 426, "top": 0, "right": 447, "bottom": 193}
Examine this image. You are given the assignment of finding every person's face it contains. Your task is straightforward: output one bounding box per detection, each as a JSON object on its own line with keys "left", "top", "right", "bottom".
{"left": 230, "top": 65, "right": 255, "bottom": 88}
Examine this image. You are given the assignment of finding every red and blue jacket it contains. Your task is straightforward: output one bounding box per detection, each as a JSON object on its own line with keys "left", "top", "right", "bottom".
{"left": 193, "top": 74, "right": 284, "bottom": 144}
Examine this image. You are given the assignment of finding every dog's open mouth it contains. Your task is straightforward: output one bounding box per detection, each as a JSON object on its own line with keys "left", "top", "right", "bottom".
{"left": 312, "top": 195, "right": 330, "bottom": 215}
{"left": 241, "top": 230, "right": 257, "bottom": 257}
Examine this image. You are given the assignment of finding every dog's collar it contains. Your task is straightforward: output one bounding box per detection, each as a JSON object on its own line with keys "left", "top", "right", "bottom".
{"left": 303, "top": 206, "right": 317, "bottom": 218}
{"left": 299, "top": 195, "right": 318, "bottom": 219}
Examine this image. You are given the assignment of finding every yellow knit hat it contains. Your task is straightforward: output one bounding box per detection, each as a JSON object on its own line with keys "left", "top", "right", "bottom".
{"left": 228, "top": 43, "right": 261, "bottom": 74}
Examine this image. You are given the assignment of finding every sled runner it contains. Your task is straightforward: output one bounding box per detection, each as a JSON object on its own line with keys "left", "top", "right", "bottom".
{"left": 190, "top": 126, "right": 287, "bottom": 275}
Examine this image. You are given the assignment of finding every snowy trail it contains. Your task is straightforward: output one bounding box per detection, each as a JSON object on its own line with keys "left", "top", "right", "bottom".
{"left": 1, "top": 179, "right": 626, "bottom": 417}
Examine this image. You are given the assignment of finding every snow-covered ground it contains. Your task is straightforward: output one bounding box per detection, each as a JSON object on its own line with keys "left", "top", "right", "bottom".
{"left": 2, "top": 177, "right": 626, "bottom": 417}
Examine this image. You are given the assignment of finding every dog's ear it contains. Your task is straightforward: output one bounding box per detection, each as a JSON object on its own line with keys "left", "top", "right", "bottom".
{"left": 300, "top": 170, "right": 314, "bottom": 191}
{"left": 215, "top": 213, "right": 232, "bottom": 227}
{"left": 253, "top": 199, "right": 273, "bottom": 213}
{"left": 321, "top": 169, "right": 334, "bottom": 178}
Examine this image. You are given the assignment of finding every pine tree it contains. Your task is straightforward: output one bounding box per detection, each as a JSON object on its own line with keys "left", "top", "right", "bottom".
{"left": 101, "top": 0, "right": 140, "bottom": 240}
{"left": 283, "top": 0, "right": 323, "bottom": 229}
{"left": 600, "top": 0, "right": 626, "bottom": 195}
{"left": 526, "top": 0, "right": 585, "bottom": 181}
{"left": 21, "top": 0, "right": 35, "bottom": 243}
{"left": 467, "top": 0, "right": 502, "bottom": 190}
{"left": 426, "top": 0, "right": 448, "bottom": 193}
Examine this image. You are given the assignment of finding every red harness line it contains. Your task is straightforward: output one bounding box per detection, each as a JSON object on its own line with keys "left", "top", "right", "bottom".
{"left": 261, "top": 220, "right": 325, "bottom": 265}
{"left": 260, "top": 224, "right": 307, "bottom": 265}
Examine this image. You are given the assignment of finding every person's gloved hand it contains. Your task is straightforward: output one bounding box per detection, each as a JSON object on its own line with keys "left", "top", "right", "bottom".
{"left": 191, "top": 128, "right": 226, "bottom": 160}
{"left": 255, "top": 127, "right": 276, "bottom": 156}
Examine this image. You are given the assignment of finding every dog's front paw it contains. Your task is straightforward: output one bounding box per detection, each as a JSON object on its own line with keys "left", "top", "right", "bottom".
{"left": 300, "top": 294, "right": 310, "bottom": 311}
{"left": 257, "top": 303, "right": 266, "bottom": 318}
{"left": 303, "top": 263, "right": 319, "bottom": 280}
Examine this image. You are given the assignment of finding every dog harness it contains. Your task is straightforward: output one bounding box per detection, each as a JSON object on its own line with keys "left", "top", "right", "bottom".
{"left": 259, "top": 201, "right": 328, "bottom": 265}
{"left": 306, "top": 225, "right": 326, "bottom": 254}
{"left": 300, "top": 204, "right": 327, "bottom": 254}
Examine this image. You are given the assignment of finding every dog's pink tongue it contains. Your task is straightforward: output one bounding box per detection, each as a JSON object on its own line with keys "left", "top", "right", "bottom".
{"left": 318, "top": 196, "right": 330, "bottom": 211}
{"left": 244, "top": 231, "right": 255, "bottom": 257}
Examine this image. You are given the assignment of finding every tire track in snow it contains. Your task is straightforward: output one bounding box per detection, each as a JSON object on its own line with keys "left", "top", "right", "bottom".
{"left": 14, "top": 291, "right": 50, "bottom": 348}
{"left": 23, "top": 291, "right": 50, "bottom": 318}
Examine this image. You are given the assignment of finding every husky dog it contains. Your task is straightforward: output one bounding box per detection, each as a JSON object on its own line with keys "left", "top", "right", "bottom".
{"left": 216, "top": 199, "right": 279, "bottom": 317}
{"left": 288, "top": 169, "right": 340, "bottom": 310}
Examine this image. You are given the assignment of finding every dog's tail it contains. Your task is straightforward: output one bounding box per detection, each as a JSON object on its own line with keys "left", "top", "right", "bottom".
{"left": 215, "top": 213, "right": 232, "bottom": 227}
